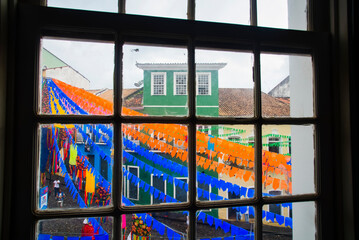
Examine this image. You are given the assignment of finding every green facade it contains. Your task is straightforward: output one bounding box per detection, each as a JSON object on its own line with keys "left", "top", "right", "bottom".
{"left": 138, "top": 63, "right": 226, "bottom": 117}
{"left": 41, "top": 48, "right": 68, "bottom": 69}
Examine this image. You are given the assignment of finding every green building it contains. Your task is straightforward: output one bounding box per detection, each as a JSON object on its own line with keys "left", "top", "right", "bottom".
{"left": 136, "top": 63, "right": 226, "bottom": 117}
{"left": 122, "top": 63, "right": 227, "bottom": 218}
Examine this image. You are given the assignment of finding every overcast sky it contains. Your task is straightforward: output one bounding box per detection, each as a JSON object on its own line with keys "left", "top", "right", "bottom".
{"left": 44, "top": 0, "right": 293, "bottom": 92}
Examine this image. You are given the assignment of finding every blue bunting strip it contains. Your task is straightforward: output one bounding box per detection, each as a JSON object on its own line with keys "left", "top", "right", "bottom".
{"left": 124, "top": 152, "right": 292, "bottom": 228}
{"left": 51, "top": 127, "right": 108, "bottom": 236}
{"left": 86, "top": 124, "right": 112, "bottom": 148}
{"left": 64, "top": 127, "right": 112, "bottom": 193}
{"left": 48, "top": 78, "right": 88, "bottom": 115}
{"left": 123, "top": 196, "right": 254, "bottom": 240}
{"left": 76, "top": 126, "right": 113, "bottom": 166}
{"left": 123, "top": 169, "right": 260, "bottom": 235}
{"left": 122, "top": 196, "right": 183, "bottom": 239}
{"left": 37, "top": 233, "right": 109, "bottom": 240}
{"left": 262, "top": 210, "right": 292, "bottom": 228}
{"left": 49, "top": 81, "right": 292, "bottom": 227}
{"left": 123, "top": 138, "right": 188, "bottom": 177}
{"left": 50, "top": 87, "right": 292, "bottom": 211}
{"left": 124, "top": 139, "right": 292, "bottom": 210}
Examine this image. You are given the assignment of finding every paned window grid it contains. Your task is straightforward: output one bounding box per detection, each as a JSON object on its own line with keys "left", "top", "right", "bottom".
{"left": 197, "top": 74, "right": 210, "bottom": 95}
{"left": 43, "top": 0, "right": 314, "bottom": 31}
{"left": 175, "top": 73, "right": 187, "bottom": 95}
{"left": 34, "top": 40, "right": 319, "bottom": 240}
{"left": 152, "top": 73, "right": 165, "bottom": 95}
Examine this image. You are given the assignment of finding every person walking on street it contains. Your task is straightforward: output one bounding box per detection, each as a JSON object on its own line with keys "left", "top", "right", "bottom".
{"left": 53, "top": 179, "right": 60, "bottom": 199}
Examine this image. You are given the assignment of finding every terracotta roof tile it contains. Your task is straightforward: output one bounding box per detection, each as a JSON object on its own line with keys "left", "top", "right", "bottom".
{"left": 219, "top": 88, "right": 290, "bottom": 117}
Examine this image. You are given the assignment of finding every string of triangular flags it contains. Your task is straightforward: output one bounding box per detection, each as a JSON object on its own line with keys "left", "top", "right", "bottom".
{"left": 50, "top": 127, "right": 108, "bottom": 236}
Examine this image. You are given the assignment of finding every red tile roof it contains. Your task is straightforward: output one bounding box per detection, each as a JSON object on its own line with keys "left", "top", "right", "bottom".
{"left": 89, "top": 88, "right": 289, "bottom": 116}
{"left": 219, "top": 88, "right": 290, "bottom": 117}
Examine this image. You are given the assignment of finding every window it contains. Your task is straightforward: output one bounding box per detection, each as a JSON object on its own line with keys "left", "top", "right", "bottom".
{"left": 268, "top": 137, "right": 280, "bottom": 153}
{"left": 151, "top": 72, "right": 166, "bottom": 95}
{"left": 174, "top": 72, "right": 187, "bottom": 95}
{"left": 151, "top": 174, "right": 166, "bottom": 205}
{"left": 196, "top": 73, "right": 211, "bottom": 95}
{"left": 2, "top": 1, "right": 344, "bottom": 240}
{"left": 174, "top": 178, "right": 188, "bottom": 202}
{"left": 128, "top": 166, "right": 139, "bottom": 200}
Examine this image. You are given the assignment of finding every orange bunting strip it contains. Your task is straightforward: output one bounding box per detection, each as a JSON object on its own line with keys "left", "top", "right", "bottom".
{"left": 52, "top": 79, "right": 292, "bottom": 193}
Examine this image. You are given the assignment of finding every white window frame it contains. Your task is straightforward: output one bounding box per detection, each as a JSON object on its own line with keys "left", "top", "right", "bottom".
{"left": 127, "top": 166, "right": 140, "bottom": 201}
{"left": 151, "top": 72, "right": 166, "bottom": 96}
{"left": 196, "top": 179, "right": 211, "bottom": 212}
{"left": 268, "top": 136, "right": 281, "bottom": 154}
{"left": 150, "top": 174, "right": 167, "bottom": 205}
{"left": 196, "top": 72, "right": 211, "bottom": 95}
{"left": 173, "top": 177, "right": 188, "bottom": 202}
{"left": 173, "top": 72, "right": 187, "bottom": 95}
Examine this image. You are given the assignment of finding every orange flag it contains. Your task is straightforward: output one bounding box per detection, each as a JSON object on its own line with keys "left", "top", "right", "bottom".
{"left": 181, "top": 151, "right": 188, "bottom": 162}
{"left": 236, "top": 169, "right": 244, "bottom": 179}
{"left": 243, "top": 171, "right": 252, "bottom": 182}
{"left": 280, "top": 180, "right": 288, "bottom": 191}
{"left": 266, "top": 177, "right": 273, "bottom": 186}
{"left": 171, "top": 147, "right": 177, "bottom": 158}
{"left": 229, "top": 167, "right": 237, "bottom": 177}
{"left": 209, "top": 161, "right": 218, "bottom": 171}
{"left": 203, "top": 159, "right": 211, "bottom": 170}
{"left": 217, "top": 163, "right": 225, "bottom": 174}
{"left": 248, "top": 161, "right": 254, "bottom": 169}
{"left": 272, "top": 178, "right": 280, "bottom": 190}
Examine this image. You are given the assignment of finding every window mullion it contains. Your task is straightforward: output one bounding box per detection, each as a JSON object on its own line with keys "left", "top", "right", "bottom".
{"left": 254, "top": 44, "right": 263, "bottom": 240}
{"left": 113, "top": 36, "right": 122, "bottom": 240}
{"left": 250, "top": 0, "right": 258, "bottom": 26}
{"left": 188, "top": 37, "right": 197, "bottom": 239}
{"left": 119, "top": 0, "right": 125, "bottom": 14}
{"left": 187, "top": 0, "right": 195, "bottom": 20}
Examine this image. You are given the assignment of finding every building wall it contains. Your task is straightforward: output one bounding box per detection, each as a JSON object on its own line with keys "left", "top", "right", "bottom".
{"left": 123, "top": 148, "right": 219, "bottom": 218}
{"left": 217, "top": 124, "right": 291, "bottom": 222}
{"left": 45, "top": 67, "right": 90, "bottom": 90}
{"left": 142, "top": 70, "right": 219, "bottom": 116}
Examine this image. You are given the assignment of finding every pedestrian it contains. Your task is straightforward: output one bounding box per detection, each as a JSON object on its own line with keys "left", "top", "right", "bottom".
{"left": 81, "top": 218, "right": 95, "bottom": 240}
{"left": 53, "top": 179, "right": 60, "bottom": 198}
{"left": 55, "top": 188, "right": 65, "bottom": 207}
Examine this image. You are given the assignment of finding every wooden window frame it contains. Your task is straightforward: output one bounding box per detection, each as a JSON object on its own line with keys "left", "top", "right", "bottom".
{"left": 0, "top": 1, "right": 346, "bottom": 240}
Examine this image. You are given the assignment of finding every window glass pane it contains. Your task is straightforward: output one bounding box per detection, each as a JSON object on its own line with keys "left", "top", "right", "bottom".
{"left": 122, "top": 44, "right": 188, "bottom": 117}
{"left": 195, "top": 49, "right": 254, "bottom": 117}
{"left": 196, "top": 0, "right": 250, "bottom": 25}
{"left": 262, "top": 125, "right": 315, "bottom": 196}
{"left": 196, "top": 125, "right": 255, "bottom": 202}
{"left": 175, "top": 73, "right": 187, "bottom": 95}
{"left": 122, "top": 211, "right": 188, "bottom": 240}
{"left": 196, "top": 207, "right": 255, "bottom": 239}
{"left": 126, "top": 0, "right": 187, "bottom": 19}
{"left": 40, "top": 38, "right": 115, "bottom": 115}
{"left": 261, "top": 54, "right": 314, "bottom": 118}
{"left": 47, "top": 0, "right": 118, "bottom": 13}
{"left": 36, "top": 217, "right": 113, "bottom": 239}
{"left": 263, "top": 201, "right": 316, "bottom": 239}
{"left": 122, "top": 124, "right": 189, "bottom": 206}
{"left": 257, "top": 0, "right": 308, "bottom": 31}
{"left": 37, "top": 123, "right": 113, "bottom": 211}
